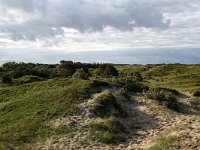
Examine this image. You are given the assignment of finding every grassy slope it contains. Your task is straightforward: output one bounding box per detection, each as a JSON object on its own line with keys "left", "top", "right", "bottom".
{"left": 117, "top": 64, "right": 200, "bottom": 92}
{"left": 0, "top": 78, "right": 98, "bottom": 149}
{"left": 118, "top": 64, "right": 200, "bottom": 149}
{"left": 1, "top": 64, "right": 200, "bottom": 149}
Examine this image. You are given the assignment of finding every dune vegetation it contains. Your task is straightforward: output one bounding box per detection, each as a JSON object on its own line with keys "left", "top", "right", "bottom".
{"left": 0, "top": 62, "right": 199, "bottom": 149}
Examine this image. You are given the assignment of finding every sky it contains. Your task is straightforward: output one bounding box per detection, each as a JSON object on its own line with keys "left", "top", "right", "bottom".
{"left": 0, "top": 0, "right": 200, "bottom": 64}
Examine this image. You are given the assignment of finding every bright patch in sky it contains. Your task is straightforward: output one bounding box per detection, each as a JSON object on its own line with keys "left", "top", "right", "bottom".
{"left": 0, "top": 0, "right": 200, "bottom": 64}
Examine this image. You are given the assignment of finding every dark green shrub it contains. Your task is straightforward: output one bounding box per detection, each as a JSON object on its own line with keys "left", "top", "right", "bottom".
{"left": 124, "top": 80, "right": 148, "bottom": 93}
{"left": 122, "top": 71, "right": 143, "bottom": 82}
{"left": 117, "top": 78, "right": 149, "bottom": 93}
{"left": 96, "top": 64, "right": 118, "bottom": 77}
{"left": 145, "top": 88, "right": 180, "bottom": 111}
{"left": 91, "top": 80, "right": 110, "bottom": 89}
{"left": 73, "top": 68, "right": 89, "bottom": 80}
{"left": 89, "top": 116, "right": 126, "bottom": 143}
{"left": 117, "top": 88, "right": 131, "bottom": 101}
{"left": 57, "top": 61, "right": 76, "bottom": 77}
{"left": 2, "top": 76, "right": 12, "bottom": 84}
{"left": 90, "top": 91, "right": 126, "bottom": 117}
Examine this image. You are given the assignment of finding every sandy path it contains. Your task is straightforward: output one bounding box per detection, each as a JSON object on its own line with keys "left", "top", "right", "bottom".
{"left": 38, "top": 88, "right": 200, "bottom": 150}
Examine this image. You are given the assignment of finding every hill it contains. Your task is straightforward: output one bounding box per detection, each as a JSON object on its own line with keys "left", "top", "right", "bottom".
{"left": 0, "top": 62, "right": 199, "bottom": 149}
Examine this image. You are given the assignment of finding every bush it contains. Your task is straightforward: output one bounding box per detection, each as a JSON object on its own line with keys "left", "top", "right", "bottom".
{"left": 2, "top": 76, "right": 12, "bottom": 84}
{"left": 117, "top": 88, "right": 131, "bottom": 101}
{"left": 73, "top": 68, "right": 89, "bottom": 80}
{"left": 89, "top": 116, "right": 126, "bottom": 143}
{"left": 96, "top": 64, "right": 118, "bottom": 77}
{"left": 145, "top": 88, "right": 180, "bottom": 111}
{"left": 117, "top": 78, "right": 149, "bottom": 93}
{"left": 90, "top": 91, "right": 126, "bottom": 117}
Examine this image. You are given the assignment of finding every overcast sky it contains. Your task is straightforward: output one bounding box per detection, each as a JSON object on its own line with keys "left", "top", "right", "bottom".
{"left": 0, "top": 0, "right": 200, "bottom": 64}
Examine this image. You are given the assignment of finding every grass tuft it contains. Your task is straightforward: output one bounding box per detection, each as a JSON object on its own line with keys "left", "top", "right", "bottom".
{"left": 145, "top": 88, "right": 180, "bottom": 111}
{"left": 89, "top": 116, "right": 126, "bottom": 144}
{"left": 90, "top": 91, "right": 126, "bottom": 117}
{"left": 148, "top": 135, "right": 180, "bottom": 150}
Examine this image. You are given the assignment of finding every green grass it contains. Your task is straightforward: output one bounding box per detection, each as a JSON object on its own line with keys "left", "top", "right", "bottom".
{"left": 117, "top": 64, "right": 200, "bottom": 92}
{"left": 89, "top": 116, "right": 126, "bottom": 144}
{"left": 0, "top": 78, "right": 99, "bottom": 149}
{"left": 145, "top": 88, "right": 180, "bottom": 111}
{"left": 190, "top": 98, "right": 200, "bottom": 113}
{"left": 147, "top": 125, "right": 185, "bottom": 150}
{"left": 13, "top": 75, "right": 45, "bottom": 85}
{"left": 148, "top": 135, "right": 179, "bottom": 150}
{"left": 1, "top": 64, "right": 200, "bottom": 149}
{"left": 90, "top": 91, "right": 126, "bottom": 117}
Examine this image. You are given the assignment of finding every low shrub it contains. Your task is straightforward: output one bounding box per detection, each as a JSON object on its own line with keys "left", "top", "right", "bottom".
{"left": 145, "top": 88, "right": 180, "bottom": 111}
{"left": 117, "top": 88, "right": 131, "bottom": 101}
{"left": 73, "top": 68, "right": 89, "bottom": 80}
{"left": 117, "top": 78, "right": 149, "bottom": 93}
{"left": 91, "top": 80, "right": 110, "bottom": 88}
{"left": 89, "top": 116, "right": 126, "bottom": 143}
{"left": 96, "top": 64, "right": 118, "bottom": 77}
{"left": 90, "top": 91, "right": 126, "bottom": 117}
{"left": 2, "top": 75, "right": 12, "bottom": 84}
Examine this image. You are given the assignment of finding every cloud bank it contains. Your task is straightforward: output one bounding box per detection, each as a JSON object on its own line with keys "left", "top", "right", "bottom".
{"left": 0, "top": 0, "right": 200, "bottom": 64}
{"left": 0, "top": 0, "right": 172, "bottom": 41}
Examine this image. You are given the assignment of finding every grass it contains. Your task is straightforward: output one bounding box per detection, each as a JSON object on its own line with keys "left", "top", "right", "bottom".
{"left": 90, "top": 91, "right": 126, "bottom": 117}
{"left": 117, "top": 64, "right": 200, "bottom": 92}
{"left": 0, "top": 78, "right": 99, "bottom": 149}
{"left": 116, "top": 88, "right": 131, "bottom": 101}
{"left": 1, "top": 64, "right": 200, "bottom": 149}
{"left": 145, "top": 88, "right": 180, "bottom": 111}
{"left": 147, "top": 125, "right": 186, "bottom": 150}
{"left": 190, "top": 98, "right": 200, "bottom": 113}
{"left": 13, "top": 75, "right": 45, "bottom": 85}
{"left": 148, "top": 135, "right": 179, "bottom": 150}
{"left": 89, "top": 116, "right": 126, "bottom": 144}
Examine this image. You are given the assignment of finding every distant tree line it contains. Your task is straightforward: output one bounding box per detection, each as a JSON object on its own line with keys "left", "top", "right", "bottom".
{"left": 0, "top": 61, "right": 118, "bottom": 84}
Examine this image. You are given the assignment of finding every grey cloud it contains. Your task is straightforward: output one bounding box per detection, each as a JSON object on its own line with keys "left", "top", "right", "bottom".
{"left": 42, "top": 0, "right": 170, "bottom": 31}
{"left": 0, "top": 0, "right": 170, "bottom": 40}
{"left": 0, "top": 24, "right": 64, "bottom": 41}
{"left": 0, "top": 0, "right": 46, "bottom": 12}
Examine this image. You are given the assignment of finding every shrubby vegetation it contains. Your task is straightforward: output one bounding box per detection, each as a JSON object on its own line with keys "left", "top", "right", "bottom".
{"left": 95, "top": 64, "right": 118, "bottom": 77}
{"left": 0, "top": 62, "right": 199, "bottom": 148}
{"left": 0, "top": 61, "right": 120, "bottom": 85}
{"left": 2, "top": 76, "right": 12, "bottom": 84}
{"left": 117, "top": 78, "right": 149, "bottom": 93}
{"left": 90, "top": 91, "right": 126, "bottom": 117}
{"left": 73, "top": 68, "right": 89, "bottom": 80}
{"left": 89, "top": 116, "right": 126, "bottom": 144}
{"left": 145, "top": 88, "right": 180, "bottom": 111}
